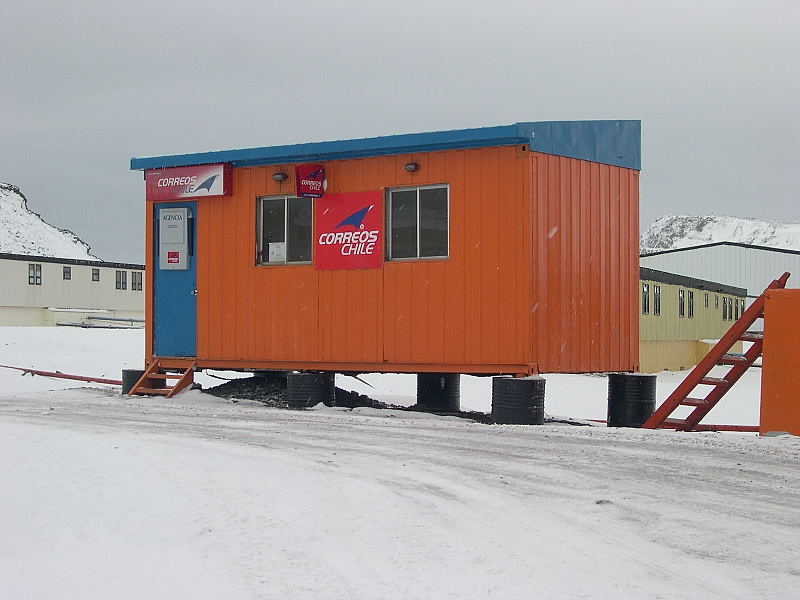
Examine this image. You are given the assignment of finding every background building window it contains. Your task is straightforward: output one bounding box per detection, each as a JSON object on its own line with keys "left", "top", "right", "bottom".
{"left": 704, "top": 292, "right": 709, "bottom": 308}
{"left": 715, "top": 294, "right": 719, "bottom": 309}
{"left": 28, "top": 263, "right": 42, "bottom": 285}
{"left": 641, "top": 283, "right": 650, "bottom": 314}
{"left": 132, "top": 271, "right": 143, "bottom": 291}
{"left": 722, "top": 297, "right": 729, "bottom": 320}
{"left": 688, "top": 290, "right": 694, "bottom": 318}
{"left": 678, "top": 289, "right": 685, "bottom": 317}
{"left": 653, "top": 285, "right": 661, "bottom": 316}
{"left": 257, "top": 195, "right": 312, "bottom": 264}
{"left": 63, "top": 266, "right": 71, "bottom": 280}
{"left": 734, "top": 297, "right": 740, "bottom": 320}
{"left": 387, "top": 185, "right": 449, "bottom": 260}
{"left": 92, "top": 268, "right": 100, "bottom": 282}
{"left": 116, "top": 270, "right": 127, "bottom": 290}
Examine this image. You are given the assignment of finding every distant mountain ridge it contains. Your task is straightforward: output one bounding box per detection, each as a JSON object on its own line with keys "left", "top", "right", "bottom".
{"left": 0, "top": 182, "right": 99, "bottom": 260}
{"left": 641, "top": 215, "right": 800, "bottom": 255}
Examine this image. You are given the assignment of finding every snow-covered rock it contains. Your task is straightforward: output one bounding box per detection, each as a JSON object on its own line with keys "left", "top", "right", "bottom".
{"left": 641, "top": 215, "right": 800, "bottom": 255}
{"left": 0, "top": 182, "right": 99, "bottom": 260}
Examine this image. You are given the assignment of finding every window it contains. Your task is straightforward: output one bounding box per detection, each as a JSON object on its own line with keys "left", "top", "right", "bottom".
{"left": 63, "top": 266, "right": 71, "bottom": 280}
{"left": 387, "top": 185, "right": 449, "bottom": 260}
{"left": 653, "top": 285, "right": 661, "bottom": 316}
{"left": 115, "top": 270, "right": 127, "bottom": 290}
{"left": 734, "top": 297, "right": 740, "bottom": 320}
{"left": 722, "top": 297, "right": 729, "bottom": 321}
{"left": 641, "top": 283, "right": 650, "bottom": 314}
{"left": 28, "top": 263, "right": 42, "bottom": 285}
{"left": 257, "top": 195, "right": 312, "bottom": 264}
{"left": 678, "top": 289, "right": 685, "bottom": 317}
{"left": 688, "top": 291, "right": 694, "bottom": 318}
{"left": 92, "top": 268, "right": 100, "bottom": 282}
{"left": 715, "top": 294, "right": 719, "bottom": 309}
{"left": 741, "top": 299, "right": 746, "bottom": 314}
{"left": 132, "top": 271, "right": 143, "bottom": 291}
{"left": 704, "top": 292, "right": 709, "bottom": 308}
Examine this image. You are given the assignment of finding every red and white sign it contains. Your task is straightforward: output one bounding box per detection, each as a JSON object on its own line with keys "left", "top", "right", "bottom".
{"left": 315, "top": 191, "right": 382, "bottom": 271}
{"left": 295, "top": 163, "right": 325, "bottom": 198}
{"left": 167, "top": 251, "right": 180, "bottom": 264}
{"left": 145, "top": 164, "right": 232, "bottom": 202}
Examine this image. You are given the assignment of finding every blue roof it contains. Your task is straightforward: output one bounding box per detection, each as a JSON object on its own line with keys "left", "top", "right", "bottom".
{"left": 130, "top": 120, "right": 640, "bottom": 171}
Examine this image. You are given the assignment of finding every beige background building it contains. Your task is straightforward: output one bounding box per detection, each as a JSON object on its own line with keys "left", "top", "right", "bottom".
{"left": 639, "top": 267, "right": 746, "bottom": 372}
{"left": 0, "top": 253, "right": 144, "bottom": 326}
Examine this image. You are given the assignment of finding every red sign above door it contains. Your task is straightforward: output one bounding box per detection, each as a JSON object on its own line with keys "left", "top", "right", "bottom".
{"left": 315, "top": 191, "right": 382, "bottom": 270}
{"left": 295, "top": 163, "right": 325, "bottom": 198}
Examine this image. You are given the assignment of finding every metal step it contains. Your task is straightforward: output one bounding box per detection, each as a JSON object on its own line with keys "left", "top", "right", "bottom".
{"left": 680, "top": 397, "right": 709, "bottom": 407}
{"left": 718, "top": 355, "right": 749, "bottom": 365}
{"left": 135, "top": 387, "right": 171, "bottom": 395}
{"left": 739, "top": 332, "right": 763, "bottom": 343}
{"left": 699, "top": 377, "right": 729, "bottom": 386}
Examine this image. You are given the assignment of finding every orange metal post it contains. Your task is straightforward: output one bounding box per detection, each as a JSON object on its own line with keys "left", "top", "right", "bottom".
{"left": 760, "top": 289, "right": 800, "bottom": 436}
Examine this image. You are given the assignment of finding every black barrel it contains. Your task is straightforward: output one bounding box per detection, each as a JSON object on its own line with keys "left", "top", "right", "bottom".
{"left": 492, "top": 376, "right": 546, "bottom": 425}
{"left": 121, "top": 369, "right": 145, "bottom": 394}
{"left": 286, "top": 372, "right": 335, "bottom": 409}
{"left": 417, "top": 373, "right": 460, "bottom": 411}
{"left": 607, "top": 373, "right": 657, "bottom": 427}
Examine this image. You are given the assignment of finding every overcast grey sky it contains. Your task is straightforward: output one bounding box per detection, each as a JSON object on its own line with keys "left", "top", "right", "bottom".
{"left": 2, "top": 0, "right": 798, "bottom": 262}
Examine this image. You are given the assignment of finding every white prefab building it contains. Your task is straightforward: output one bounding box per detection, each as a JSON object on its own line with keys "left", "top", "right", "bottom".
{"left": 640, "top": 242, "right": 800, "bottom": 301}
{"left": 0, "top": 253, "right": 144, "bottom": 326}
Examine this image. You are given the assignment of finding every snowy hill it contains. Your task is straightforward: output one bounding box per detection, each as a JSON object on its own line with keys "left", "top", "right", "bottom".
{"left": 0, "top": 182, "right": 99, "bottom": 260}
{"left": 641, "top": 215, "right": 800, "bottom": 255}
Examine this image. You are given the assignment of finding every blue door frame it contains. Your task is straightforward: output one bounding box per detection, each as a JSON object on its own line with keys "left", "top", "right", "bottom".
{"left": 153, "top": 202, "right": 197, "bottom": 357}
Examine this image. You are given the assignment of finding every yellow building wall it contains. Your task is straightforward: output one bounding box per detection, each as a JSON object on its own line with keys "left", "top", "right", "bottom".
{"left": 639, "top": 279, "right": 745, "bottom": 373}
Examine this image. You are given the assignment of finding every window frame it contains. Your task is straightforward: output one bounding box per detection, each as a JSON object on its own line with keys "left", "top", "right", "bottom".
{"left": 641, "top": 283, "right": 650, "bottom": 315}
{"left": 115, "top": 270, "right": 127, "bottom": 290}
{"left": 63, "top": 266, "right": 71, "bottom": 280}
{"left": 688, "top": 290, "right": 694, "bottom": 318}
{"left": 28, "top": 263, "right": 42, "bottom": 285}
{"left": 386, "top": 184, "right": 450, "bottom": 261}
{"left": 256, "top": 194, "right": 313, "bottom": 266}
{"left": 91, "top": 268, "right": 100, "bottom": 282}
{"left": 678, "top": 289, "right": 685, "bottom": 318}
{"left": 131, "top": 271, "right": 143, "bottom": 291}
{"left": 653, "top": 285, "right": 661, "bottom": 316}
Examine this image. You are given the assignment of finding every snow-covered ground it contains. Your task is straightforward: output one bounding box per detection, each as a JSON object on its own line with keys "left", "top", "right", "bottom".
{"left": 1, "top": 327, "right": 798, "bottom": 599}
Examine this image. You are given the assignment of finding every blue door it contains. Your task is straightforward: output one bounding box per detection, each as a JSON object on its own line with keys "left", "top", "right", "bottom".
{"left": 154, "top": 202, "right": 197, "bottom": 357}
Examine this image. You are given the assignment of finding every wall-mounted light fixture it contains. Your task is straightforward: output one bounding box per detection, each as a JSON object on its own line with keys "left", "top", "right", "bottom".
{"left": 403, "top": 162, "right": 419, "bottom": 173}
{"left": 272, "top": 171, "right": 288, "bottom": 182}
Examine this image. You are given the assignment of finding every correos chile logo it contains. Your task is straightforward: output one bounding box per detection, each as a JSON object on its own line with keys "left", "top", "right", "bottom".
{"left": 302, "top": 168, "right": 325, "bottom": 192}
{"left": 318, "top": 204, "right": 379, "bottom": 256}
{"left": 155, "top": 174, "right": 217, "bottom": 194}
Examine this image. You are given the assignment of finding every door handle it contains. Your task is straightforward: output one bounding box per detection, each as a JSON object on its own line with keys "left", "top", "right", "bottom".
{"left": 191, "top": 289, "right": 198, "bottom": 296}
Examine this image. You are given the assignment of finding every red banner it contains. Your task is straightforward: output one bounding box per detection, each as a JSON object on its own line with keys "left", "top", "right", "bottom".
{"left": 315, "top": 191, "right": 382, "bottom": 270}
{"left": 145, "top": 164, "right": 232, "bottom": 202}
{"left": 295, "top": 163, "right": 325, "bottom": 198}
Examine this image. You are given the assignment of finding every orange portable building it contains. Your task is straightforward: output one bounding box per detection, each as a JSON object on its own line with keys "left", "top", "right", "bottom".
{"left": 130, "top": 121, "right": 641, "bottom": 379}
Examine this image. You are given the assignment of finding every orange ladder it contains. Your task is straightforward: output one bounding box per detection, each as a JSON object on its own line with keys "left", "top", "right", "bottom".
{"left": 128, "top": 360, "right": 196, "bottom": 398}
{"left": 642, "top": 272, "right": 790, "bottom": 432}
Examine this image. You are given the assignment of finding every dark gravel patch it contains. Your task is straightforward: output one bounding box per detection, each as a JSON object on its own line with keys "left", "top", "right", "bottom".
{"left": 202, "top": 373, "right": 494, "bottom": 423}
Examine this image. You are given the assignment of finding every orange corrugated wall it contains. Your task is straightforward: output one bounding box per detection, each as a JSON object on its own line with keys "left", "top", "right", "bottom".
{"left": 178, "top": 145, "right": 638, "bottom": 374}
{"left": 529, "top": 152, "right": 639, "bottom": 372}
